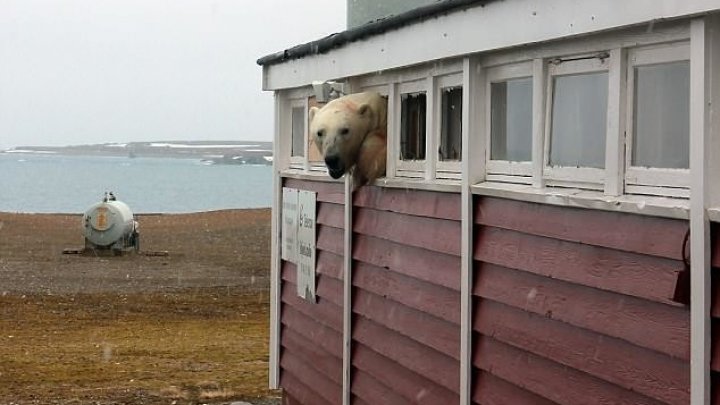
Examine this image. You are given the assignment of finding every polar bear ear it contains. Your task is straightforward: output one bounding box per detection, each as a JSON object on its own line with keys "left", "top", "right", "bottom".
{"left": 357, "top": 103, "right": 370, "bottom": 117}
{"left": 309, "top": 106, "right": 320, "bottom": 122}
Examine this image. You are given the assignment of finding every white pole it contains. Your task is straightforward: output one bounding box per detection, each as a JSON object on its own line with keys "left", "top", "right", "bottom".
{"left": 689, "top": 17, "right": 711, "bottom": 405}
{"left": 342, "top": 174, "right": 354, "bottom": 405}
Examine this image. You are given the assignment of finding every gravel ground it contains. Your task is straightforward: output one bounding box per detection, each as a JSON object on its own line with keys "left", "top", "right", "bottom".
{"left": 0, "top": 209, "right": 280, "bottom": 405}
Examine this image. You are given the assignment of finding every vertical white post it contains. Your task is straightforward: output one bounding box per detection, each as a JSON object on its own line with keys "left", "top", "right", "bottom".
{"left": 531, "top": 58, "right": 546, "bottom": 189}
{"left": 461, "top": 56, "right": 484, "bottom": 405}
{"left": 342, "top": 174, "right": 353, "bottom": 405}
{"left": 303, "top": 97, "right": 311, "bottom": 172}
{"left": 690, "top": 17, "right": 711, "bottom": 405}
{"left": 269, "top": 93, "right": 286, "bottom": 390}
{"left": 386, "top": 83, "right": 398, "bottom": 179}
{"left": 605, "top": 47, "right": 626, "bottom": 196}
{"left": 426, "top": 75, "right": 437, "bottom": 181}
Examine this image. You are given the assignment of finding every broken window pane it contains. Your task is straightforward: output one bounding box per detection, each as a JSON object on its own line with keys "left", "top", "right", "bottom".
{"left": 400, "top": 92, "right": 427, "bottom": 161}
{"left": 440, "top": 87, "right": 463, "bottom": 161}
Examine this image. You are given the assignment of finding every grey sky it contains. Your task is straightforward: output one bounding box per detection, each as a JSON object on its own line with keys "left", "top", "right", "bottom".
{"left": 0, "top": 0, "right": 346, "bottom": 150}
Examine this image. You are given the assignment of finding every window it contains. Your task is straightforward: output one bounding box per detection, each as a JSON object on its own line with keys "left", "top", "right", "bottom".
{"left": 490, "top": 78, "right": 532, "bottom": 162}
{"left": 632, "top": 61, "right": 689, "bottom": 169}
{"left": 290, "top": 105, "right": 305, "bottom": 158}
{"left": 307, "top": 96, "right": 326, "bottom": 168}
{"left": 400, "top": 92, "right": 427, "bottom": 161}
{"left": 544, "top": 56, "right": 609, "bottom": 186}
{"left": 549, "top": 71, "right": 608, "bottom": 168}
{"left": 439, "top": 87, "right": 462, "bottom": 161}
{"left": 485, "top": 61, "right": 533, "bottom": 182}
{"left": 625, "top": 42, "right": 690, "bottom": 196}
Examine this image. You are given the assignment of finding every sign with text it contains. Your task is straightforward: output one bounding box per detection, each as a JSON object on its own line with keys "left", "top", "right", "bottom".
{"left": 296, "top": 190, "right": 317, "bottom": 302}
{"left": 281, "top": 188, "right": 298, "bottom": 262}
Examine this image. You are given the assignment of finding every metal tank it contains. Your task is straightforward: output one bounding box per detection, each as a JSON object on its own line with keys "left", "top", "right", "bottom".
{"left": 82, "top": 192, "right": 139, "bottom": 253}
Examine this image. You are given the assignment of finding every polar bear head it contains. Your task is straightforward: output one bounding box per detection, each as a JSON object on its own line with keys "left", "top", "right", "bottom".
{"left": 309, "top": 92, "right": 387, "bottom": 181}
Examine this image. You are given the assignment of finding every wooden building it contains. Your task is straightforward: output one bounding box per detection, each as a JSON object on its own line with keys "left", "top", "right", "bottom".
{"left": 257, "top": 1, "right": 720, "bottom": 404}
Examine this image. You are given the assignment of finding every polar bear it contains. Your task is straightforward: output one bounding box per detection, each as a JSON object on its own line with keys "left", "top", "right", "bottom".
{"left": 309, "top": 92, "right": 387, "bottom": 187}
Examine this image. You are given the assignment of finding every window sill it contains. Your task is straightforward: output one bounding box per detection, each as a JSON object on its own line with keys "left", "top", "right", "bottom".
{"left": 375, "top": 177, "right": 461, "bottom": 193}
{"left": 472, "top": 182, "right": 689, "bottom": 220}
{"left": 708, "top": 208, "right": 720, "bottom": 223}
{"left": 280, "top": 168, "right": 342, "bottom": 183}
{"left": 280, "top": 170, "right": 462, "bottom": 193}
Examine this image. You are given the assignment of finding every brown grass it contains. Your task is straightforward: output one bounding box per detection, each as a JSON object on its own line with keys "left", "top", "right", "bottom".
{"left": 0, "top": 210, "right": 279, "bottom": 404}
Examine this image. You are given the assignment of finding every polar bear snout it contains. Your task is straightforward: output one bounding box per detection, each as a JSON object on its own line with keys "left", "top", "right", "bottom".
{"left": 324, "top": 154, "right": 346, "bottom": 179}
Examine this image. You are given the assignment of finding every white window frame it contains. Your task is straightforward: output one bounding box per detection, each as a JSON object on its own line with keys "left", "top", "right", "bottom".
{"left": 625, "top": 41, "right": 690, "bottom": 198}
{"left": 287, "top": 94, "right": 310, "bottom": 171}
{"left": 543, "top": 55, "right": 611, "bottom": 189}
{"left": 395, "top": 79, "right": 429, "bottom": 178}
{"left": 485, "top": 61, "right": 534, "bottom": 184}
{"left": 307, "top": 96, "right": 331, "bottom": 173}
{"left": 435, "top": 73, "right": 463, "bottom": 180}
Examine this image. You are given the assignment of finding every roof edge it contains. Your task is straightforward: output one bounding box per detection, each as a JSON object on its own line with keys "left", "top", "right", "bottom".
{"left": 257, "top": 0, "right": 495, "bottom": 66}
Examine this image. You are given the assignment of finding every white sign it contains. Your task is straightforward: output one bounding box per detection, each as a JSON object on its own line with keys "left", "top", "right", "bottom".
{"left": 296, "top": 190, "right": 317, "bottom": 302}
{"left": 281, "top": 188, "right": 298, "bottom": 262}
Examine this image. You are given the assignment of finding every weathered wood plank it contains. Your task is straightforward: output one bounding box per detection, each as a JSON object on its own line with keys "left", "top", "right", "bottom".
{"left": 354, "top": 207, "right": 461, "bottom": 256}
{"left": 353, "top": 342, "right": 458, "bottom": 405}
{"left": 280, "top": 369, "right": 334, "bottom": 405}
{"left": 353, "top": 234, "right": 461, "bottom": 291}
{"left": 316, "top": 249, "right": 343, "bottom": 280}
{"left": 353, "top": 261, "right": 461, "bottom": 324}
{"left": 352, "top": 368, "right": 412, "bottom": 405}
{"left": 283, "top": 178, "right": 344, "bottom": 204}
{"left": 281, "top": 327, "right": 343, "bottom": 385}
{"left": 352, "top": 396, "right": 372, "bottom": 405}
{"left": 711, "top": 318, "right": 720, "bottom": 372}
{"left": 354, "top": 186, "right": 461, "bottom": 220}
{"left": 317, "top": 225, "right": 344, "bottom": 256}
{"left": 713, "top": 371, "right": 720, "bottom": 405}
{"left": 472, "top": 371, "right": 557, "bottom": 405}
{"left": 282, "top": 263, "right": 343, "bottom": 307}
{"left": 353, "top": 315, "right": 459, "bottom": 393}
{"left": 473, "top": 262, "right": 690, "bottom": 360}
{"left": 474, "top": 299, "right": 689, "bottom": 404}
{"left": 473, "top": 335, "right": 667, "bottom": 405}
{"left": 317, "top": 202, "right": 344, "bottom": 229}
{"left": 474, "top": 226, "right": 684, "bottom": 304}
{"left": 711, "top": 223, "right": 720, "bottom": 268}
{"left": 281, "top": 305, "right": 342, "bottom": 359}
{"left": 475, "top": 197, "right": 689, "bottom": 260}
{"left": 281, "top": 284, "right": 342, "bottom": 332}
{"left": 282, "top": 250, "right": 343, "bottom": 282}
{"left": 353, "top": 288, "right": 460, "bottom": 359}
{"left": 713, "top": 270, "right": 720, "bottom": 318}
{"left": 282, "top": 392, "right": 302, "bottom": 405}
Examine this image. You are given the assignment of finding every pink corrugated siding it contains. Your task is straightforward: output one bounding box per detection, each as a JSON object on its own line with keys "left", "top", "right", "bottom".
{"left": 473, "top": 196, "right": 690, "bottom": 405}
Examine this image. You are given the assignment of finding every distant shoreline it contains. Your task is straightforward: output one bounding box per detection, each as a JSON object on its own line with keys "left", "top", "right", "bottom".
{"left": 0, "top": 207, "right": 270, "bottom": 216}
{"left": 1, "top": 140, "right": 273, "bottom": 165}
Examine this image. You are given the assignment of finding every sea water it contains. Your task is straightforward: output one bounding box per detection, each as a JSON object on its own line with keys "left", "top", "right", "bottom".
{"left": 0, "top": 153, "right": 272, "bottom": 213}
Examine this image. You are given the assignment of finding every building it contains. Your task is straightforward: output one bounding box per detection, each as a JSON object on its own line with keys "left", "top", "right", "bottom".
{"left": 257, "top": 1, "right": 720, "bottom": 404}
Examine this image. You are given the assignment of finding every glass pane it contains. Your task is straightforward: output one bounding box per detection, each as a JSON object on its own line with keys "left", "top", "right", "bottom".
{"left": 632, "top": 61, "right": 689, "bottom": 169}
{"left": 291, "top": 106, "right": 305, "bottom": 157}
{"left": 490, "top": 77, "right": 532, "bottom": 161}
{"left": 549, "top": 72, "right": 608, "bottom": 168}
{"left": 307, "top": 97, "right": 324, "bottom": 163}
{"left": 400, "top": 92, "right": 426, "bottom": 160}
{"left": 440, "top": 87, "right": 463, "bottom": 161}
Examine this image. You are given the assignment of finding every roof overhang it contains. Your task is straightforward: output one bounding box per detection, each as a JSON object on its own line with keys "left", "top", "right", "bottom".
{"left": 260, "top": 0, "right": 720, "bottom": 91}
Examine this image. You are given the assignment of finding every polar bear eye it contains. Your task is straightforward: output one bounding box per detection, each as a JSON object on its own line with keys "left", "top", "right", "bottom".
{"left": 316, "top": 130, "right": 324, "bottom": 138}
{"left": 339, "top": 128, "right": 350, "bottom": 136}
